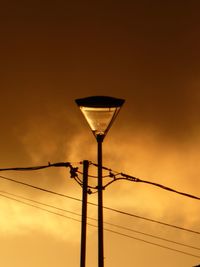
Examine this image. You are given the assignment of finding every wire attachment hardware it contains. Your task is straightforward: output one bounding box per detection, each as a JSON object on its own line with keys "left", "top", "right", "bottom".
{"left": 70, "top": 167, "right": 79, "bottom": 178}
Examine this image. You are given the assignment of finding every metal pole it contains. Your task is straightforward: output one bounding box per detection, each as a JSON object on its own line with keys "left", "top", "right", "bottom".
{"left": 97, "top": 135, "right": 104, "bottom": 267}
{"left": 80, "top": 160, "right": 89, "bottom": 267}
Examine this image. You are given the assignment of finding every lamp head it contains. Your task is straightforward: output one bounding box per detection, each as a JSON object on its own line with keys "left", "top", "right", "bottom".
{"left": 75, "top": 96, "right": 125, "bottom": 139}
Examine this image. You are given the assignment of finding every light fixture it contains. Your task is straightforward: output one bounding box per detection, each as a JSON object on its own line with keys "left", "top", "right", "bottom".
{"left": 75, "top": 96, "right": 125, "bottom": 138}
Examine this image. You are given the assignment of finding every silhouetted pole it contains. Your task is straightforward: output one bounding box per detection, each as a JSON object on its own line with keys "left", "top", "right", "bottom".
{"left": 97, "top": 135, "right": 104, "bottom": 267}
{"left": 80, "top": 160, "right": 89, "bottom": 267}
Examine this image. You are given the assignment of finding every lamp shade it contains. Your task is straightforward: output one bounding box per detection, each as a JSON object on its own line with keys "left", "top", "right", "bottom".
{"left": 75, "top": 96, "right": 125, "bottom": 137}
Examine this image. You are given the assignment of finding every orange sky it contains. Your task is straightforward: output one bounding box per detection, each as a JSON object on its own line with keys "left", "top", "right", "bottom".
{"left": 0, "top": 1, "right": 200, "bottom": 266}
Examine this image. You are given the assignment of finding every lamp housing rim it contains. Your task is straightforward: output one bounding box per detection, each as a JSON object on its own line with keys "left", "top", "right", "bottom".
{"left": 75, "top": 96, "right": 125, "bottom": 108}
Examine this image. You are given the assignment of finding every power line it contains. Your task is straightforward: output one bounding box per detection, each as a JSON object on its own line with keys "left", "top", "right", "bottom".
{"left": 0, "top": 190, "right": 82, "bottom": 217}
{"left": 0, "top": 191, "right": 199, "bottom": 259}
{"left": 0, "top": 162, "right": 73, "bottom": 171}
{"left": 1, "top": 190, "right": 200, "bottom": 252}
{"left": 0, "top": 192, "right": 82, "bottom": 223}
{"left": 1, "top": 161, "right": 200, "bottom": 201}
{"left": 0, "top": 174, "right": 82, "bottom": 203}
{"left": 0, "top": 174, "right": 199, "bottom": 235}
{"left": 121, "top": 175, "right": 200, "bottom": 201}
{"left": 104, "top": 228, "right": 200, "bottom": 259}
{"left": 90, "top": 162, "right": 200, "bottom": 201}
{"left": 102, "top": 205, "right": 200, "bottom": 235}
{"left": 103, "top": 221, "right": 200, "bottom": 251}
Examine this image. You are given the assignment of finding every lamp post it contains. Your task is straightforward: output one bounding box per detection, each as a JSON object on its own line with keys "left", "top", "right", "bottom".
{"left": 75, "top": 96, "right": 125, "bottom": 267}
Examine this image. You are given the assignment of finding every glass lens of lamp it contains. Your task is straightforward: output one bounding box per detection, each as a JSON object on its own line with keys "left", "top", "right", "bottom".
{"left": 80, "top": 106, "right": 120, "bottom": 136}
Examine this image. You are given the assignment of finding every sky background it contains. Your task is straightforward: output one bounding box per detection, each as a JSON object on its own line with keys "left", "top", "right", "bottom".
{"left": 0, "top": 1, "right": 200, "bottom": 266}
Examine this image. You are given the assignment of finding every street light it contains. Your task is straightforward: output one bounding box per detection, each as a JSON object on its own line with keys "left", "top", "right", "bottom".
{"left": 75, "top": 96, "right": 125, "bottom": 267}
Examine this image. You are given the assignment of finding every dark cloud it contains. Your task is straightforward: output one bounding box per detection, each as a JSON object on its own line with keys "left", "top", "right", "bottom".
{"left": 1, "top": 1, "right": 199, "bottom": 140}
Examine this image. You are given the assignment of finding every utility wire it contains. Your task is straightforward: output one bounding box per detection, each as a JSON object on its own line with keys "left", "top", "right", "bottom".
{"left": 0, "top": 175, "right": 82, "bottom": 203}
{"left": 0, "top": 193, "right": 200, "bottom": 259}
{"left": 0, "top": 174, "right": 199, "bottom": 235}
{"left": 90, "top": 162, "right": 200, "bottom": 201}
{"left": 1, "top": 162, "right": 199, "bottom": 258}
{"left": 121, "top": 174, "right": 200, "bottom": 201}
{"left": 102, "top": 205, "right": 200, "bottom": 235}
{"left": 103, "top": 221, "right": 200, "bottom": 251}
{"left": 1, "top": 190, "right": 200, "bottom": 252}
{"left": 104, "top": 228, "right": 200, "bottom": 259}
{"left": 1, "top": 161, "right": 200, "bottom": 200}
{"left": 102, "top": 176, "right": 200, "bottom": 201}
{"left": 0, "top": 162, "right": 72, "bottom": 171}
{"left": 0, "top": 192, "right": 82, "bottom": 223}
{"left": 0, "top": 190, "right": 82, "bottom": 217}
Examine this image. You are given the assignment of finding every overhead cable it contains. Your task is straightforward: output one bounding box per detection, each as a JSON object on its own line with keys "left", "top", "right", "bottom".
{"left": 104, "top": 228, "right": 200, "bottom": 259}
{"left": 0, "top": 162, "right": 72, "bottom": 171}
{"left": 90, "top": 162, "right": 200, "bottom": 201}
{"left": 0, "top": 192, "right": 200, "bottom": 259}
{"left": 0, "top": 175, "right": 82, "bottom": 203}
{"left": 1, "top": 190, "right": 200, "bottom": 252}
{"left": 121, "top": 174, "right": 200, "bottom": 200}
{"left": 0, "top": 174, "right": 199, "bottom": 235}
